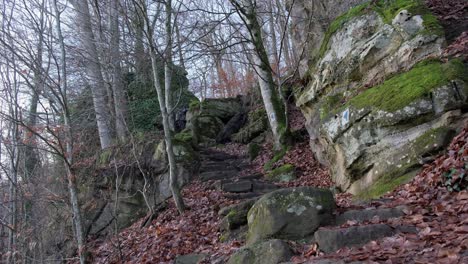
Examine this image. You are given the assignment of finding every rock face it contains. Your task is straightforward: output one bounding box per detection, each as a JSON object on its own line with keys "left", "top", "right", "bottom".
{"left": 83, "top": 138, "right": 199, "bottom": 237}
{"left": 186, "top": 97, "right": 243, "bottom": 146}
{"left": 246, "top": 187, "right": 335, "bottom": 244}
{"left": 295, "top": 0, "right": 468, "bottom": 197}
{"left": 227, "top": 239, "right": 292, "bottom": 264}
{"left": 287, "top": 0, "right": 367, "bottom": 77}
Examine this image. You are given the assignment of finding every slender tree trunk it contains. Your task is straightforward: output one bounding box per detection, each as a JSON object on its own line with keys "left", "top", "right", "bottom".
{"left": 71, "top": 0, "right": 112, "bottom": 149}
{"left": 165, "top": 0, "right": 175, "bottom": 131}
{"left": 175, "top": 21, "right": 185, "bottom": 71}
{"left": 231, "top": 0, "right": 289, "bottom": 150}
{"left": 109, "top": 0, "right": 127, "bottom": 141}
{"left": 275, "top": 0, "right": 294, "bottom": 69}
{"left": 268, "top": 0, "right": 279, "bottom": 70}
{"left": 140, "top": 1, "right": 186, "bottom": 214}
{"left": 54, "top": 1, "right": 86, "bottom": 263}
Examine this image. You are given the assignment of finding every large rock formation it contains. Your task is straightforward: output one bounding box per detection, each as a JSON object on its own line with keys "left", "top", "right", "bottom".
{"left": 295, "top": 0, "right": 468, "bottom": 197}
{"left": 82, "top": 137, "right": 199, "bottom": 237}
{"left": 287, "top": 0, "right": 367, "bottom": 77}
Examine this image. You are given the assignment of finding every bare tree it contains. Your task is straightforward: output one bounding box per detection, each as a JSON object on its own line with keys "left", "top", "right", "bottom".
{"left": 70, "top": 0, "right": 113, "bottom": 150}
{"left": 230, "top": 0, "right": 289, "bottom": 150}
{"left": 134, "top": 0, "right": 186, "bottom": 214}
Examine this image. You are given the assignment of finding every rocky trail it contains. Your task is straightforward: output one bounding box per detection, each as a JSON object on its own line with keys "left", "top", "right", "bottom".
{"left": 199, "top": 148, "right": 279, "bottom": 200}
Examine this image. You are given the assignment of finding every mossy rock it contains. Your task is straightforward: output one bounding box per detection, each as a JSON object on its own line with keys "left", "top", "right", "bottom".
{"left": 193, "top": 98, "right": 242, "bottom": 122}
{"left": 248, "top": 143, "right": 261, "bottom": 161}
{"left": 319, "top": 0, "right": 443, "bottom": 59}
{"left": 263, "top": 147, "right": 289, "bottom": 171}
{"left": 246, "top": 187, "right": 335, "bottom": 244}
{"left": 266, "top": 164, "right": 296, "bottom": 183}
{"left": 355, "top": 126, "right": 456, "bottom": 199}
{"left": 227, "top": 239, "right": 292, "bottom": 264}
{"left": 194, "top": 116, "right": 224, "bottom": 140}
{"left": 232, "top": 108, "right": 268, "bottom": 144}
{"left": 342, "top": 59, "right": 467, "bottom": 113}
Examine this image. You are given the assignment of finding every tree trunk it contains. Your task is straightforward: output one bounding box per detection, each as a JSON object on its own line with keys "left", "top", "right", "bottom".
{"left": 54, "top": 1, "right": 87, "bottom": 263}
{"left": 140, "top": 1, "right": 186, "bottom": 214}
{"left": 71, "top": 0, "right": 112, "bottom": 149}
{"left": 232, "top": 0, "right": 289, "bottom": 150}
{"left": 109, "top": 0, "right": 127, "bottom": 141}
{"left": 165, "top": 0, "right": 175, "bottom": 131}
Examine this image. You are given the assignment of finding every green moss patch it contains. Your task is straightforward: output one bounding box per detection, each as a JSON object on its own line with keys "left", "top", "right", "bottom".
{"left": 318, "top": 2, "right": 369, "bottom": 58}
{"left": 320, "top": 93, "right": 344, "bottom": 120}
{"left": 356, "top": 165, "right": 418, "bottom": 200}
{"left": 267, "top": 164, "right": 296, "bottom": 182}
{"left": 264, "top": 147, "right": 289, "bottom": 171}
{"left": 345, "top": 60, "right": 466, "bottom": 112}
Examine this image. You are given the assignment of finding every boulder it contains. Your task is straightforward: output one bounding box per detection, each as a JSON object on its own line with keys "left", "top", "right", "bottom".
{"left": 314, "top": 224, "right": 395, "bottom": 253}
{"left": 216, "top": 112, "right": 247, "bottom": 143}
{"left": 227, "top": 239, "right": 292, "bottom": 264}
{"left": 232, "top": 108, "right": 269, "bottom": 144}
{"left": 295, "top": 0, "right": 468, "bottom": 198}
{"left": 266, "top": 164, "right": 297, "bottom": 183}
{"left": 246, "top": 187, "right": 335, "bottom": 244}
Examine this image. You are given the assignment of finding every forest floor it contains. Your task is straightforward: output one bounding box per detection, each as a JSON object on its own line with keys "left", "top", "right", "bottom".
{"left": 87, "top": 103, "right": 468, "bottom": 263}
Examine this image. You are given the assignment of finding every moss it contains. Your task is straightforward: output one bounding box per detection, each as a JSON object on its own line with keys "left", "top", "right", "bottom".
{"left": 267, "top": 164, "right": 296, "bottom": 182}
{"left": 412, "top": 127, "right": 450, "bottom": 151}
{"left": 320, "top": 93, "right": 344, "bottom": 120}
{"left": 264, "top": 147, "right": 289, "bottom": 171}
{"left": 98, "top": 149, "right": 113, "bottom": 165}
{"left": 227, "top": 209, "right": 238, "bottom": 218}
{"left": 219, "top": 232, "right": 229, "bottom": 243}
{"left": 173, "top": 131, "right": 193, "bottom": 144}
{"left": 248, "top": 143, "right": 261, "bottom": 161}
{"left": 372, "top": 0, "right": 443, "bottom": 35}
{"left": 356, "top": 165, "right": 418, "bottom": 200}
{"left": 318, "top": 0, "right": 444, "bottom": 59}
{"left": 318, "top": 2, "right": 370, "bottom": 58}
{"left": 344, "top": 60, "right": 466, "bottom": 112}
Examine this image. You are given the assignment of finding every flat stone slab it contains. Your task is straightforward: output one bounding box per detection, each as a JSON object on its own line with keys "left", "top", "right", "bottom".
{"left": 175, "top": 254, "right": 207, "bottom": 264}
{"left": 335, "top": 206, "right": 406, "bottom": 226}
{"left": 252, "top": 181, "right": 279, "bottom": 192}
{"left": 314, "top": 224, "right": 395, "bottom": 253}
{"left": 222, "top": 180, "right": 253, "bottom": 193}
{"left": 200, "top": 170, "right": 237, "bottom": 181}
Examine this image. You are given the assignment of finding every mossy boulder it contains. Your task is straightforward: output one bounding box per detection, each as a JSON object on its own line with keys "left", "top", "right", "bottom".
{"left": 248, "top": 143, "right": 261, "bottom": 161}
{"left": 296, "top": 0, "right": 468, "bottom": 197}
{"left": 227, "top": 239, "right": 292, "bottom": 264}
{"left": 246, "top": 187, "right": 335, "bottom": 244}
{"left": 266, "top": 164, "right": 297, "bottom": 183}
{"left": 232, "top": 108, "right": 268, "bottom": 144}
{"left": 190, "top": 97, "right": 242, "bottom": 122}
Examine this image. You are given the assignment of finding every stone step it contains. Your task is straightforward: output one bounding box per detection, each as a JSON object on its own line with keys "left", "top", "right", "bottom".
{"left": 314, "top": 224, "right": 396, "bottom": 253}
{"left": 238, "top": 173, "right": 263, "bottom": 180}
{"left": 200, "top": 170, "right": 238, "bottom": 181}
{"left": 334, "top": 206, "right": 406, "bottom": 226}
{"left": 201, "top": 153, "right": 238, "bottom": 161}
{"left": 200, "top": 163, "right": 235, "bottom": 173}
{"left": 224, "top": 192, "right": 262, "bottom": 200}
{"left": 222, "top": 180, "right": 253, "bottom": 193}
{"left": 252, "top": 181, "right": 279, "bottom": 193}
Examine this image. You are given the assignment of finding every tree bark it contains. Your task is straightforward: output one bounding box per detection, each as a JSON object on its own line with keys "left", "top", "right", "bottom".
{"left": 139, "top": 1, "right": 186, "bottom": 214}
{"left": 109, "top": 0, "right": 127, "bottom": 141}
{"left": 231, "top": 0, "right": 289, "bottom": 150}
{"left": 165, "top": 0, "right": 175, "bottom": 131}
{"left": 71, "top": 0, "right": 112, "bottom": 149}
{"left": 54, "top": 1, "right": 87, "bottom": 263}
